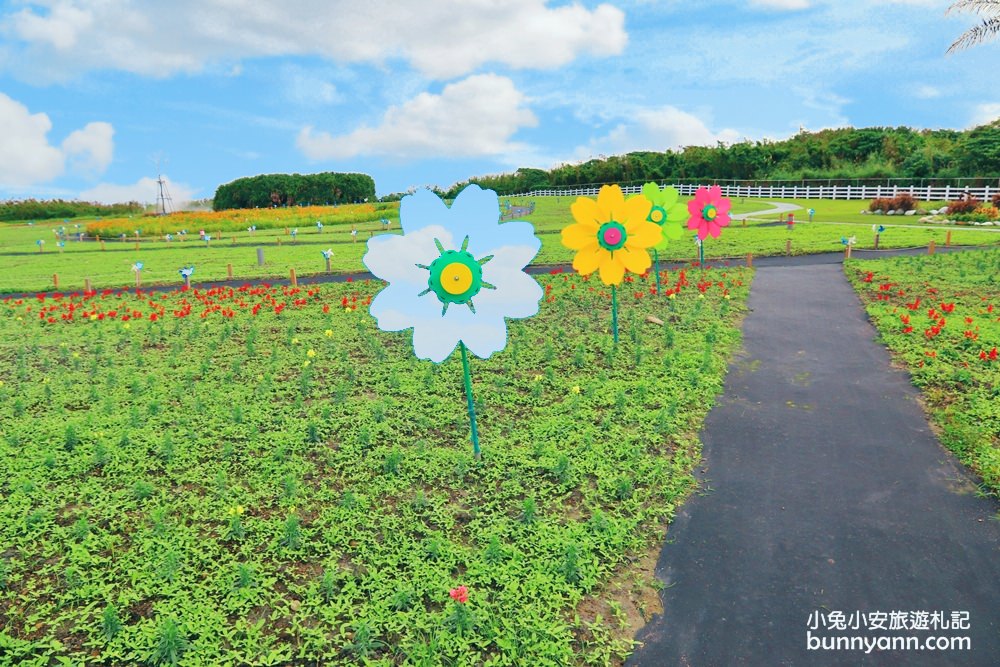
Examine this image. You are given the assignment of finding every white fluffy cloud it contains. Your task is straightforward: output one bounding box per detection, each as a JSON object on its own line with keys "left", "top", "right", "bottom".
{"left": 749, "top": 0, "right": 810, "bottom": 9}
{"left": 0, "top": 92, "right": 113, "bottom": 189}
{"left": 62, "top": 121, "right": 115, "bottom": 174}
{"left": 970, "top": 103, "right": 1000, "bottom": 128}
{"left": 79, "top": 176, "right": 197, "bottom": 207}
{"left": 297, "top": 74, "right": 538, "bottom": 160}
{"left": 1, "top": 1, "right": 627, "bottom": 81}
{"left": 574, "top": 106, "right": 741, "bottom": 159}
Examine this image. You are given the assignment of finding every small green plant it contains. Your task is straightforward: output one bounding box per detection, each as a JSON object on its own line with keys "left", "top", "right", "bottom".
{"left": 101, "top": 603, "right": 123, "bottom": 640}
{"left": 281, "top": 514, "right": 302, "bottom": 550}
{"left": 149, "top": 617, "right": 188, "bottom": 666}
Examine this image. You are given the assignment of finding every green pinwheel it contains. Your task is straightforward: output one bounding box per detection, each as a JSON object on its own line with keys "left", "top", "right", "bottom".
{"left": 641, "top": 182, "right": 687, "bottom": 295}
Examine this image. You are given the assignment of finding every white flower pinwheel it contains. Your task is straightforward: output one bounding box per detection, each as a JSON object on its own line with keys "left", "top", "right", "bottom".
{"left": 364, "top": 185, "right": 542, "bottom": 363}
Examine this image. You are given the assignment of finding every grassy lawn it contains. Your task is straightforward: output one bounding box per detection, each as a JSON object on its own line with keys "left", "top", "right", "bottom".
{"left": 847, "top": 249, "right": 1000, "bottom": 496}
{"left": 3, "top": 196, "right": 998, "bottom": 294}
{"left": 0, "top": 265, "right": 750, "bottom": 665}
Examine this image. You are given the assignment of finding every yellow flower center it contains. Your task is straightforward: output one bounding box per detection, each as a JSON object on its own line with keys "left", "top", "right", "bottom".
{"left": 440, "top": 261, "right": 474, "bottom": 295}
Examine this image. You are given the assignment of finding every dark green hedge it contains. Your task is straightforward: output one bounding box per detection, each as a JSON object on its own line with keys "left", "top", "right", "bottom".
{"left": 213, "top": 172, "right": 376, "bottom": 210}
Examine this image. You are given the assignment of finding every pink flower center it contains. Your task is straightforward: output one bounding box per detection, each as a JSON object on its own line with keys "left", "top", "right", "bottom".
{"left": 603, "top": 227, "right": 623, "bottom": 246}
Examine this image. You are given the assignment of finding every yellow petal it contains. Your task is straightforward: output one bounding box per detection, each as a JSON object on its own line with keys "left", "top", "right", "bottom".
{"left": 597, "top": 185, "right": 626, "bottom": 222}
{"left": 561, "top": 223, "right": 598, "bottom": 251}
{"left": 570, "top": 197, "right": 603, "bottom": 228}
{"left": 573, "top": 244, "right": 602, "bottom": 275}
{"left": 598, "top": 254, "right": 625, "bottom": 285}
{"left": 620, "top": 247, "right": 652, "bottom": 274}
{"left": 625, "top": 221, "right": 662, "bottom": 249}
{"left": 623, "top": 194, "right": 652, "bottom": 228}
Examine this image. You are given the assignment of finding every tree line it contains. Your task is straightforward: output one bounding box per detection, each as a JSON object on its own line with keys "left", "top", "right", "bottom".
{"left": 213, "top": 172, "right": 376, "bottom": 210}
{"left": 0, "top": 199, "right": 143, "bottom": 222}
{"left": 441, "top": 123, "right": 1000, "bottom": 198}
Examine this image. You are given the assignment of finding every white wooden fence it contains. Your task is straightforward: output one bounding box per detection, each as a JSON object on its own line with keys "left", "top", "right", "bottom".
{"left": 515, "top": 183, "right": 999, "bottom": 202}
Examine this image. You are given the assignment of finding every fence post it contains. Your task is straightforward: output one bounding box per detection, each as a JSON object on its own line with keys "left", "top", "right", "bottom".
{"left": 785, "top": 239, "right": 792, "bottom": 255}
{"left": 227, "top": 263, "right": 233, "bottom": 279}
{"left": 945, "top": 231, "right": 952, "bottom": 247}
{"left": 747, "top": 253, "right": 753, "bottom": 268}
{"left": 290, "top": 268, "right": 297, "bottom": 286}
{"left": 53, "top": 274, "right": 59, "bottom": 288}
{"left": 928, "top": 240, "right": 936, "bottom": 255}
{"left": 84, "top": 278, "right": 91, "bottom": 292}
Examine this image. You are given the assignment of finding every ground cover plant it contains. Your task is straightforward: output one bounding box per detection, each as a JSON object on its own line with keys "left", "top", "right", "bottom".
{"left": 2, "top": 197, "right": 998, "bottom": 293}
{"left": 0, "top": 263, "right": 750, "bottom": 665}
{"left": 848, "top": 249, "right": 1000, "bottom": 495}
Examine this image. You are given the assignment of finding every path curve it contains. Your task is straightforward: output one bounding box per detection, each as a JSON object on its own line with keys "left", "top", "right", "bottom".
{"left": 732, "top": 201, "right": 802, "bottom": 220}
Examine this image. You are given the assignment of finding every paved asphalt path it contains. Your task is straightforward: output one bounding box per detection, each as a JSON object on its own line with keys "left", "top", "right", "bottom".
{"left": 627, "top": 263, "right": 1000, "bottom": 666}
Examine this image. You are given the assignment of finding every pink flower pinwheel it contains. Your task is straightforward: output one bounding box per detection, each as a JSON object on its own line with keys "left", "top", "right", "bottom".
{"left": 687, "top": 185, "right": 731, "bottom": 240}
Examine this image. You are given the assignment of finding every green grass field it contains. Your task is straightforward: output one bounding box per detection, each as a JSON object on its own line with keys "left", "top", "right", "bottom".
{"left": 0, "top": 266, "right": 749, "bottom": 665}
{"left": 848, "top": 249, "right": 1000, "bottom": 496}
{"left": 2, "top": 196, "right": 998, "bottom": 293}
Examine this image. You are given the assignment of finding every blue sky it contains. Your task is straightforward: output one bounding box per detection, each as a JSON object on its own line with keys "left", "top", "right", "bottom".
{"left": 0, "top": 0, "right": 996, "bottom": 204}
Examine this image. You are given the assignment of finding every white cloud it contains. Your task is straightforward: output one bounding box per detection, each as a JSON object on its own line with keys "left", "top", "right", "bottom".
{"left": 79, "top": 176, "right": 197, "bottom": 207}
{"left": 970, "top": 103, "right": 1000, "bottom": 128}
{"left": 749, "top": 0, "right": 810, "bottom": 9}
{"left": 282, "top": 65, "right": 340, "bottom": 107}
{"left": 0, "top": 92, "right": 113, "bottom": 189}
{"left": 1, "top": 1, "right": 627, "bottom": 81}
{"left": 914, "top": 84, "right": 942, "bottom": 99}
{"left": 573, "top": 106, "right": 741, "bottom": 159}
{"left": 297, "top": 74, "right": 538, "bottom": 160}
{"left": 62, "top": 122, "right": 114, "bottom": 174}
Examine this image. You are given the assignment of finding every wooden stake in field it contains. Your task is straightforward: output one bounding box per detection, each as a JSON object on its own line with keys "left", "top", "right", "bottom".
{"left": 290, "top": 268, "right": 297, "bottom": 287}
{"left": 929, "top": 240, "right": 936, "bottom": 255}
{"left": 52, "top": 274, "right": 59, "bottom": 288}
{"left": 85, "top": 278, "right": 91, "bottom": 292}
{"left": 785, "top": 239, "right": 792, "bottom": 255}
{"left": 946, "top": 230, "right": 952, "bottom": 247}
{"left": 746, "top": 252, "right": 753, "bottom": 268}
{"left": 257, "top": 248, "right": 265, "bottom": 266}
{"left": 100, "top": 241, "right": 105, "bottom": 251}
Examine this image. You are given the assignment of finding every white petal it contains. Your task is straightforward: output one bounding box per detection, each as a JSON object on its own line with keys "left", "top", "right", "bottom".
{"left": 461, "top": 316, "right": 509, "bottom": 360}
{"left": 412, "top": 317, "right": 461, "bottom": 362}
{"left": 363, "top": 226, "right": 453, "bottom": 284}
{"left": 399, "top": 189, "right": 449, "bottom": 236}
{"left": 478, "top": 269, "right": 542, "bottom": 320}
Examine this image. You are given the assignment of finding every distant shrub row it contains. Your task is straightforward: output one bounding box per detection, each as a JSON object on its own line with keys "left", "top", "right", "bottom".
{"left": 0, "top": 199, "right": 143, "bottom": 222}
{"left": 868, "top": 193, "right": 919, "bottom": 212}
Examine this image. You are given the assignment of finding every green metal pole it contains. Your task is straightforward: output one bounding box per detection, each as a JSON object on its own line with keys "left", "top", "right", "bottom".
{"left": 699, "top": 240, "right": 704, "bottom": 267}
{"left": 611, "top": 285, "right": 619, "bottom": 345}
{"left": 653, "top": 249, "right": 661, "bottom": 296}
{"left": 460, "top": 342, "right": 481, "bottom": 458}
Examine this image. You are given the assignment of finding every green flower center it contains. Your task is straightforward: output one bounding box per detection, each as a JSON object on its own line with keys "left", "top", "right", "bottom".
{"left": 648, "top": 205, "right": 666, "bottom": 226}
{"left": 702, "top": 205, "right": 718, "bottom": 221}
{"left": 598, "top": 221, "right": 627, "bottom": 251}
{"left": 418, "top": 236, "right": 495, "bottom": 315}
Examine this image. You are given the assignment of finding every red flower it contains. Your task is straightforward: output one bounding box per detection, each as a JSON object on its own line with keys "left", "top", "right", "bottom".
{"left": 863, "top": 272, "right": 874, "bottom": 283}
{"left": 449, "top": 586, "right": 468, "bottom": 604}
{"left": 902, "top": 326, "right": 914, "bottom": 334}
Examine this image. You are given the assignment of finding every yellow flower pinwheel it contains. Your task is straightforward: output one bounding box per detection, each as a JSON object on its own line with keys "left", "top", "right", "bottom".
{"left": 562, "top": 185, "right": 662, "bottom": 286}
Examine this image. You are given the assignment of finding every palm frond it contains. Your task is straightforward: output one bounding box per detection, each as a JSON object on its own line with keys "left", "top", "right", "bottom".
{"left": 947, "top": 16, "right": 1000, "bottom": 52}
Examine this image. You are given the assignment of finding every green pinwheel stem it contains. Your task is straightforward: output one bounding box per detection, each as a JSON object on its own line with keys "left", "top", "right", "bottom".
{"left": 611, "top": 285, "right": 619, "bottom": 345}
{"left": 653, "top": 249, "right": 661, "bottom": 296}
{"left": 699, "top": 240, "right": 705, "bottom": 268}
{"left": 460, "top": 342, "right": 481, "bottom": 459}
